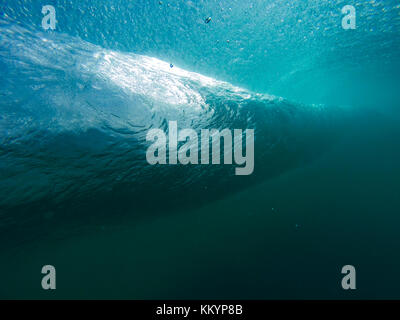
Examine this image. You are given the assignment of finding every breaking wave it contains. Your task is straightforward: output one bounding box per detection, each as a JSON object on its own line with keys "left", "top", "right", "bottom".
{"left": 0, "top": 17, "right": 344, "bottom": 232}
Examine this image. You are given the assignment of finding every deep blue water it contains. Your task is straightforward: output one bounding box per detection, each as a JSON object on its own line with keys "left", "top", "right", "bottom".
{"left": 0, "top": 0, "right": 399, "bottom": 299}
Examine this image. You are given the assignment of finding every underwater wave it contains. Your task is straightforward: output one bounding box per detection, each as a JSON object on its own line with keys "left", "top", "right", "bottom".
{"left": 0, "top": 17, "right": 345, "bottom": 232}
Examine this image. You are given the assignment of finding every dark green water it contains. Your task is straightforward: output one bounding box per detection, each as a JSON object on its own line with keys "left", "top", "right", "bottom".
{"left": 0, "top": 1, "right": 400, "bottom": 299}
{"left": 1, "top": 111, "right": 400, "bottom": 299}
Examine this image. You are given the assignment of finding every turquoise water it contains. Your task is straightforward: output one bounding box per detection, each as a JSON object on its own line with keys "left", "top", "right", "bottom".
{"left": 0, "top": 1, "right": 399, "bottom": 299}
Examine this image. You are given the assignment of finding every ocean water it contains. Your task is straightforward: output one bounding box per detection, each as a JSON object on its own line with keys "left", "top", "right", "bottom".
{"left": 0, "top": 0, "right": 399, "bottom": 299}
